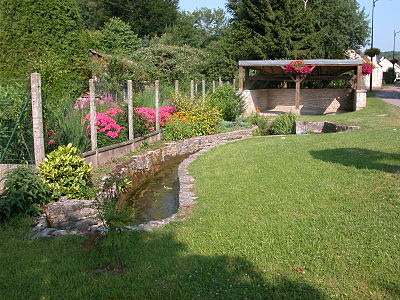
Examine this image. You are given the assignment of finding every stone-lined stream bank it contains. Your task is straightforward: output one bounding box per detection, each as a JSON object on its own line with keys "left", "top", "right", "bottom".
{"left": 31, "top": 128, "right": 255, "bottom": 238}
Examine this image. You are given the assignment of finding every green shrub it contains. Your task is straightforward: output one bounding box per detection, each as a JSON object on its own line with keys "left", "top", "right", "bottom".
{"left": 206, "top": 85, "right": 244, "bottom": 121}
{"left": 163, "top": 95, "right": 222, "bottom": 140}
{"left": 246, "top": 112, "right": 271, "bottom": 136}
{"left": 270, "top": 113, "right": 296, "bottom": 135}
{"left": 0, "top": 167, "right": 50, "bottom": 222}
{"left": 39, "top": 143, "right": 93, "bottom": 200}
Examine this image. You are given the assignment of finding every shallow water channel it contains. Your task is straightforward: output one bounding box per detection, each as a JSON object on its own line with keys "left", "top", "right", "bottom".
{"left": 121, "top": 155, "right": 190, "bottom": 224}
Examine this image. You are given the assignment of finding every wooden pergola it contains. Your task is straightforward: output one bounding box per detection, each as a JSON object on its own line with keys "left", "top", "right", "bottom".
{"left": 238, "top": 59, "right": 364, "bottom": 114}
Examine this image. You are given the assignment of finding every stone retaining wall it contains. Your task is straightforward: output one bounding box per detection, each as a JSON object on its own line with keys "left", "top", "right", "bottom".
{"left": 295, "top": 121, "right": 360, "bottom": 134}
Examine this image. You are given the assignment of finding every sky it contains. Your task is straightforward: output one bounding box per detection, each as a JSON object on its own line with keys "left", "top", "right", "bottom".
{"left": 179, "top": 0, "right": 400, "bottom": 53}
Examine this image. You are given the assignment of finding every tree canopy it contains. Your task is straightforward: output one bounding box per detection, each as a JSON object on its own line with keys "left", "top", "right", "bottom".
{"left": 101, "top": 0, "right": 179, "bottom": 37}
{"left": 226, "top": 0, "right": 370, "bottom": 60}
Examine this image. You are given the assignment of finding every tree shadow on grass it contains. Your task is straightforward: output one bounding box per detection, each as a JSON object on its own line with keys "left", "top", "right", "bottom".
{"left": 310, "top": 148, "right": 400, "bottom": 174}
{"left": 1, "top": 226, "right": 328, "bottom": 300}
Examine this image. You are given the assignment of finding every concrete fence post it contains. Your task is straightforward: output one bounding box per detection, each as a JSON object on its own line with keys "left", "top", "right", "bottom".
{"left": 127, "top": 80, "right": 134, "bottom": 141}
{"left": 155, "top": 80, "right": 160, "bottom": 132}
{"left": 175, "top": 80, "right": 179, "bottom": 95}
{"left": 190, "top": 80, "right": 195, "bottom": 100}
{"left": 202, "top": 79, "right": 206, "bottom": 98}
{"left": 233, "top": 79, "right": 236, "bottom": 90}
{"left": 30, "top": 73, "right": 45, "bottom": 166}
{"left": 219, "top": 76, "right": 222, "bottom": 86}
{"left": 195, "top": 79, "right": 198, "bottom": 95}
{"left": 212, "top": 80, "right": 216, "bottom": 93}
{"left": 89, "top": 79, "right": 97, "bottom": 151}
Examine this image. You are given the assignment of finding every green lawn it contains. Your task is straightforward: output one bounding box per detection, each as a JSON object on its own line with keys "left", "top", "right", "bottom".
{"left": 0, "top": 97, "right": 399, "bottom": 299}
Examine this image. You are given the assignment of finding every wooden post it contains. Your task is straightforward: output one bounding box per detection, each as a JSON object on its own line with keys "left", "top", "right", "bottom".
{"left": 295, "top": 76, "right": 301, "bottom": 115}
{"left": 127, "top": 80, "right": 134, "bottom": 141}
{"left": 89, "top": 79, "right": 97, "bottom": 151}
{"left": 175, "top": 80, "right": 179, "bottom": 95}
{"left": 190, "top": 80, "right": 194, "bottom": 100}
{"left": 245, "top": 69, "right": 250, "bottom": 90}
{"left": 155, "top": 80, "right": 160, "bottom": 131}
{"left": 239, "top": 67, "right": 244, "bottom": 91}
{"left": 212, "top": 80, "right": 216, "bottom": 93}
{"left": 202, "top": 79, "right": 206, "bottom": 98}
{"left": 357, "top": 65, "right": 362, "bottom": 90}
{"left": 30, "top": 73, "right": 45, "bottom": 166}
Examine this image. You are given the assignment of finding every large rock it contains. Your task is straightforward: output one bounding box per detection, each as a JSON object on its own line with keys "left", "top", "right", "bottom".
{"left": 42, "top": 198, "right": 102, "bottom": 231}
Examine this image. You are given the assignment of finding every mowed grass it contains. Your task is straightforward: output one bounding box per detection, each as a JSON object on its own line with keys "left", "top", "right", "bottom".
{"left": 1, "top": 98, "right": 399, "bottom": 299}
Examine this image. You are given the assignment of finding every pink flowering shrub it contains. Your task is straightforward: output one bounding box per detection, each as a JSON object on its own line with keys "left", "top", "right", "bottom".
{"left": 84, "top": 105, "right": 176, "bottom": 145}
{"left": 85, "top": 108, "right": 128, "bottom": 148}
{"left": 135, "top": 106, "right": 176, "bottom": 126}
{"left": 283, "top": 60, "right": 313, "bottom": 77}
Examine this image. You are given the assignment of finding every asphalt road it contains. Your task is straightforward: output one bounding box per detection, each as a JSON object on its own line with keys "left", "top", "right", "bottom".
{"left": 376, "top": 85, "right": 400, "bottom": 107}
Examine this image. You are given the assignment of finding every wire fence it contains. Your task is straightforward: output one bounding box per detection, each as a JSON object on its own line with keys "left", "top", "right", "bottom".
{"left": 0, "top": 75, "right": 237, "bottom": 164}
{"left": 0, "top": 79, "right": 34, "bottom": 164}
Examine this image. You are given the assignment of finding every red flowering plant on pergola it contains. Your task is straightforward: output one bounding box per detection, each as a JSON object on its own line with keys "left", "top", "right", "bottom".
{"left": 362, "top": 61, "right": 375, "bottom": 76}
{"left": 283, "top": 60, "right": 313, "bottom": 77}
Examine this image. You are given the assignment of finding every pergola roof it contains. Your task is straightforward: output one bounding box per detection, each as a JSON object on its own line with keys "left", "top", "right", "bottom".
{"left": 239, "top": 59, "right": 363, "bottom": 78}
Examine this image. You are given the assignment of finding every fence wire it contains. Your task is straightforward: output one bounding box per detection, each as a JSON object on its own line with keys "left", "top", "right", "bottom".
{"left": 0, "top": 79, "right": 34, "bottom": 164}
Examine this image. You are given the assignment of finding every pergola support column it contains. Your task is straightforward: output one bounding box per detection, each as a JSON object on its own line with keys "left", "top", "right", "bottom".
{"left": 295, "top": 77, "right": 301, "bottom": 115}
{"left": 238, "top": 66, "right": 245, "bottom": 91}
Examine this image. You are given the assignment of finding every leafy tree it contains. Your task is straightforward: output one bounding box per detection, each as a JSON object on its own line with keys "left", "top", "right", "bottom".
{"left": 192, "top": 8, "right": 228, "bottom": 47}
{"left": 101, "top": 17, "right": 141, "bottom": 56}
{"left": 101, "top": 0, "right": 179, "bottom": 37}
{"left": 226, "top": 0, "right": 369, "bottom": 60}
{"left": 78, "top": 0, "right": 108, "bottom": 30}
{"left": 154, "top": 11, "right": 203, "bottom": 48}
{"left": 131, "top": 44, "right": 208, "bottom": 81}
{"left": 156, "top": 8, "right": 229, "bottom": 49}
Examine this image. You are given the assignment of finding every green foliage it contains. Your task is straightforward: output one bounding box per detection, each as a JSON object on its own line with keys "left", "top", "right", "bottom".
{"left": 365, "top": 48, "right": 381, "bottom": 57}
{"left": 101, "top": 17, "right": 141, "bottom": 56}
{"left": 101, "top": 0, "right": 179, "bottom": 37}
{"left": 163, "top": 95, "right": 222, "bottom": 140}
{"left": 39, "top": 143, "right": 93, "bottom": 200}
{"left": 91, "top": 191, "right": 132, "bottom": 266}
{"left": 270, "top": 113, "right": 296, "bottom": 135}
{"left": 246, "top": 113, "right": 271, "bottom": 136}
{"left": 0, "top": 83, "right": 34, "bottom": 163}
{"left": 0, "top": 0, "right": 88, "bottom": 80}
{"left": 383, "top": 68, "right": 396, "bottom": 84}
{"left": 156, "top": 8, "right": 228, "bottom": 49}
{"left": 78, "top": 0, "right": 108, "bottom": 30}
{"left": 0, "top": 167, "right": 50, "bottom": 222}
{"left": 226, "top": 0, "right": 369, "bottom": 60}
{"left": 131, "top": 44, "right": 208, "bottom": 81}
{"left": 206, "top": 85, "right": 244, "bottom": 121}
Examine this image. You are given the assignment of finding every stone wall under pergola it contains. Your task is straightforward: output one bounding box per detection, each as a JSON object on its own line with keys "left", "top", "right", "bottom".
{"left": 238, "top": 59, "right": 367, "bottom": 115}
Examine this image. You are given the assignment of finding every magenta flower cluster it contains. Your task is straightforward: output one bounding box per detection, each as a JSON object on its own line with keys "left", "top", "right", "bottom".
{"left": 85, "top": 108, "right": 125, "bottom": 139}
{"left": 362, "top": 62, "right": 375, "bottom": 76}
{"left": 284, "top": 60, "right": 313, "bottom": 77}
{"left": 75, "top": 93, "right": 117, "bottom": 109}
{"left": 135, "top": 106, "right": 177, "bottom": 127}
